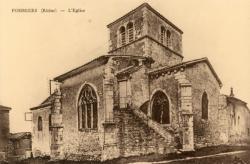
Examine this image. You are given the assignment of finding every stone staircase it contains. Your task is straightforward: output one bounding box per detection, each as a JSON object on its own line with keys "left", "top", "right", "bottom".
{"left": 114, "top": 107, "right": 177, "bottom": 157}
{"left": 132, "top": 107, "right": 176, "bottom": 140}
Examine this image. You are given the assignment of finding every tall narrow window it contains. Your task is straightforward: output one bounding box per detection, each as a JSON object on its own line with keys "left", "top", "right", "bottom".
{"left": 202, "top": 92, "right": 208, "bottom": 120}
{"left": 78, "top": 84, "right": 98, "bottom": 130}
{"left": 119, "top": 26, "right": 126, "bottom": 46}
{"left": 238, "top": 116, "right": 240, "bottom": 125}
{"left": 151, "top": 91, "right": 170, "bottom": 124}
{"left": 119, "top": 81, "right": 127, "bottom": 108}
{"left": 38, "top": 116, "right": 43, "bottom": 131}
{"left": 166, "top": 30, "right": 171, "bottom": 47}
{"left": 49, "top": 114, "right": 52, "bottom": 131}
{"left": 160, "top": 26, "right": 166, "bottom": 44}
{"left": 127, "top": 22, "right": 134, "bottom": 43}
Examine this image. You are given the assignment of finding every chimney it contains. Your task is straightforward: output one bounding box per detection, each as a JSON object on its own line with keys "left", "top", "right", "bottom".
{"left": 230, "top": 87, "right": 234, "bottom": 97}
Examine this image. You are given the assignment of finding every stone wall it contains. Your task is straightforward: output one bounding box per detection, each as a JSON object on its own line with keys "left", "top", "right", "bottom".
{"left": 185, "top": 62, "right": 221, "bottom": 148}
{"left": 144, "top": 7, "right": 182, "bottom": 55}
{"left": 226, "top": 101, "right": 250, "bottom": 145}
{"left": 145, "top": 38, "right": 183, "bottom": 68}
{"left": 9, "top": 138, "right": 32, "bottom": 160}
{"left": 113, "top": 108, "right": 176, "bottom": 157}
{"left": 130, "top": 66, "right": 149, "bottom": 109}
{"left": 0, "top": 110, "right": 9, "bottom": 159}
{"left": 108, "top": 7, "right": 145, "bottom": 51}
{"left": 108, "top": 5, "right": 183, "bottom": 68}
{"left": 32, "top": 107, "right": 51, "bottom": 156}
{"left": 109, "top": 39, "right": 146, "bottom": 57}
{"left": 149, "top": 72, "right": 180, "bottom": 129}
{"left": 59, "top": 65, "right": 105, "bottom": 160}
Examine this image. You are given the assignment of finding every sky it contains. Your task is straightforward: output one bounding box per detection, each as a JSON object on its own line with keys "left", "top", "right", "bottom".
{"left": 0, "top": 0, "right": 250, "bottom": 132}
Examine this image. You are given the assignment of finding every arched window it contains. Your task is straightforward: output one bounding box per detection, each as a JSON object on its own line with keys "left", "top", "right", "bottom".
{"left": 119, "top": 26, "right": 126, "bottom": 46}
{"left": 151, "top": 91, "right": 170, "bottom": 124}
{"left": 127, "top": 22, "right": 134, "bottom": 43}
{"left": 166, "top": 30, "right": 171, "bottom": 47}
{"left": 78, "top": 84, "right": 98, "bottom": 130}
{"left": 201, "top": 92, "right": 208, "bottom": 120}
{"left": 38, "top": 116, "right": 43, "bottom": 131}
{"left": 160, "top": 26, "right": 166, "bottom": 44}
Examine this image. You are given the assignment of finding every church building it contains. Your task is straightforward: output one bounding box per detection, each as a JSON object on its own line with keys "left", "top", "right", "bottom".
{"left": 30, "top": 3, "right": 250, "bottom": 161}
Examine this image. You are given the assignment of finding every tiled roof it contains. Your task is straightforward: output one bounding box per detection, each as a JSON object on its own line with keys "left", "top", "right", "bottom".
{"left": 54, "top": 55, "right": 147, "bottom": 82}
{"left": 0, "top": 105, "right": 11, "bottom": 111}
{"left": 226, "top": 95, "right": 247, "bottom": 106}
{"left": 148, "top": 57, "right": 222, "bottom": 86}
{"left": 30, "top": 91, "right": 56, "bottom": 110}
{"left": 9, "top": 132, "right": 31, "bottom": 140}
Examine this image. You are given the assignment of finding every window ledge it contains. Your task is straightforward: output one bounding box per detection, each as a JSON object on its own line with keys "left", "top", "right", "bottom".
{"left": 102, "top": 121, "right": 116, "bottom": 126}
{"left": 79, "top": 128, "right": 98, "bottom": 133}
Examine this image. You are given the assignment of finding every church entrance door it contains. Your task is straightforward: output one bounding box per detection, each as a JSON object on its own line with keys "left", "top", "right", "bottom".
{"left": 151, "top": 91, "right": 170, "bottom": 124}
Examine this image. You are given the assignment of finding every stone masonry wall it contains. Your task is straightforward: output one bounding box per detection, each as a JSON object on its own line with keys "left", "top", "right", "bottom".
{"left": 59, "top": 65, "right": 105, "bottom": 161}
{"left": 185, "top": 62, "right": 221, "bottom": 148}
{"left": 227, "top": 102, "right": 250, "bottom": 145}
{"left": 109, "top": 39, "right": 146, "bottom": 57}
{"left": 114, "top": 108, "right": 176, "bottom": 157}
{"left": 149, "top": 73, "right": 180, "bottom": 130}
{"left": 130, "top": 66, "right": 149, "bottom": 109}
{"left": 32, "top": 107, "right": 51, "bottom": 156}
{"left": 108, "top": 7, "right": 145, "bottom": 51}
{"left": 145, "top": 7, "right": 182, "bottom": 55}
{"left": 0, "top": 110, "right": 9, "bottom": 156}
{"left": 145, "top": 38, "right": 183, "bottom": 68}
{"left": 108, "top": 5, "right": 183, "bottom": 69}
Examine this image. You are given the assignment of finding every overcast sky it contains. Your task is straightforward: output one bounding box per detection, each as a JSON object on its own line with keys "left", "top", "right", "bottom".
{"left": 0, "top": 0, "right": 250, "bottom": 132}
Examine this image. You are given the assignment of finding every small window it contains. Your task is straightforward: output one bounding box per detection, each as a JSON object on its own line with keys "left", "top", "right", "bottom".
{"left": 127, "top": 22, "right": 134, "bottom": 43}
{"left": 166, "top": 30, "right": 171, "bottom": 47}
{"left": 201, "top": 92, "right": 208, "bottom": 120}
{"left": 238, "top": 116, "right": 240, "bottom": 125}
{"left": 119, "top": 26, "right": 126, "bottom": 46}
{"left": 160, "top": 26, "right": 166, "bottom": 44}
{"left": 38, "top": 116, "right": 43, "bottom": 131}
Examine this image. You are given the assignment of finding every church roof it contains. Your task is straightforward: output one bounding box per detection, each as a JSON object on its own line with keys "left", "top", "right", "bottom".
{"left": 107, "top": 3, "right": 183, "bottom": 34}
{"left": 54, "top": 55, "right": 111, "bottom": 82}
{"left": 0, "top": 105, "right": 11, "bottom": 111}
{"left": 116, "top": 65, "right": 144, "bottom": 77}
{"left": 226, "top": 95, "right": 248, "bottom": 106}
{"left": 54, "top": 55, "right": 147, "bottom": 82}
{"left": 9, "top": 132, "right": 31, "bottom": 140}
{"left": 148, "top": 57, "right": 222, "bottom": 86}
{"left": 30, "top": 92, "right": 55, "bottom": 110}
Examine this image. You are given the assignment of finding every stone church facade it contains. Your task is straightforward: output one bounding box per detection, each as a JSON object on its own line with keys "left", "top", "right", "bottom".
{"left": 30, "top": 3, "right": 250, "bottom": 161}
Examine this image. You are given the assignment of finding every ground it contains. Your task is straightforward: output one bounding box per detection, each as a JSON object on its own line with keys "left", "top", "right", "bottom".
{"left": 8, "top": 146, "right": 250, "bottom": 164}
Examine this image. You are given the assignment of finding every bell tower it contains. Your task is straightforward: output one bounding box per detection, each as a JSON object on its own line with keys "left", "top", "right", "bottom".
{"left": 107, "top": 3, "right": 183, "bottom": 68}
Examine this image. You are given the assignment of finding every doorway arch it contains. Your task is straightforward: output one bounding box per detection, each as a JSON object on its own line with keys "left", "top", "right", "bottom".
{"left": 151, "top": 91, "right": 170, "bottom": 124}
